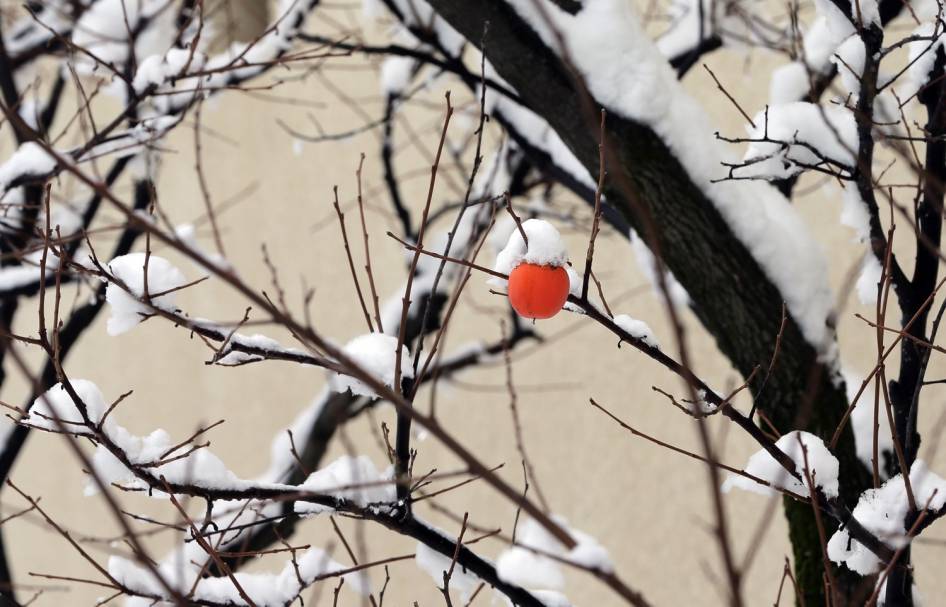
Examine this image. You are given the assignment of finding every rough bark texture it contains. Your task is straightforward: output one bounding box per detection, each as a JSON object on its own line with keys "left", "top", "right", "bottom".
{"left": 425, "top": 1, "right": 872, "bottom": 603}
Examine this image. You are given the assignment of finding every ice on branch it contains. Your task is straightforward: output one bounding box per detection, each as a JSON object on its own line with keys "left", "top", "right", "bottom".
{"left": 330, "top": 333, "right": 414, "bottom": 397}
{"left": 738, "top": 103, "right": 856, "bottom": 180}
{"left": 828, "top": 461, "right": 946, "bottom": 574}
{"left": 104, "top": 253, "right": 188, "bottom": 336}
{"left": 416, "top": 538, "right": 480, "bottom": 598}
{"left": 24, "top": 381, "right": 109, "bottom": 435}
{"left": 496, "top": 517, "right": 612, "bottom": 595}
{"left": 113, "top": 545, "right": 370, "bottom": 606}
{"left": 614, "top": 314, "right": 660, "bottom": 349}
{"left": 0, "top": 142, "right": 58, "bottom": 193}
{"left": 295, "top": 455, "right": 395, "bottom": 516}
{"left": 490, "top": 219, "right": 568, "bottom": 289}
{"left": 722, "top": 431, "right": 839, "bottom": 498}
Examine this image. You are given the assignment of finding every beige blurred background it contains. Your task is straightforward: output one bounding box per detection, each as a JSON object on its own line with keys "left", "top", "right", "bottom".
{"left": 2, "top": 2, "right": 946, "bottom": 606}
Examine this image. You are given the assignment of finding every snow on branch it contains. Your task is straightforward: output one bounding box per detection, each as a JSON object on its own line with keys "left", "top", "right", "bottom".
{"left": 828, "top": 461, "right": 946, "bottom": 575}
{"left": 104, "top": 253, "right": 188, "bottom": 335}
{"left": 0, "top": 142, "right": 58, "bottom": 193}
{"left": 722, "top": 431, "right": 840, "bottom": 499}
{"left": 497, "top": 516, "right": 613, "bottom": 596}
{"left": 330, "top": 333, "right": 414, "bottom": 397}
{"left": 111, "top": 545, "right": 371, "bottom": 606}
{"left": 0, "top": 116, "right": 181, "bottom": 196}
{"left": 295, "top": 455, "right": 396, "bottom": 516}
{"left": 725, "top": 103, "right": 857, "bottom": 181}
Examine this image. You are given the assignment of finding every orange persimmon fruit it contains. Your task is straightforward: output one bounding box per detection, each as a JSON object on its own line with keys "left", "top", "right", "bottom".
{"left": 507, "top": 263, "right": 570, "bottom": 319}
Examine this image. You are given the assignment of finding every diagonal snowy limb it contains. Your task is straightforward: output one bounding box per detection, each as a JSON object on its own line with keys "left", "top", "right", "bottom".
{"left": 423, "top": 0, "right": 872, "bottom": 598}
{"left": 422, "top": 0, "right": 858, "bottom": 432}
